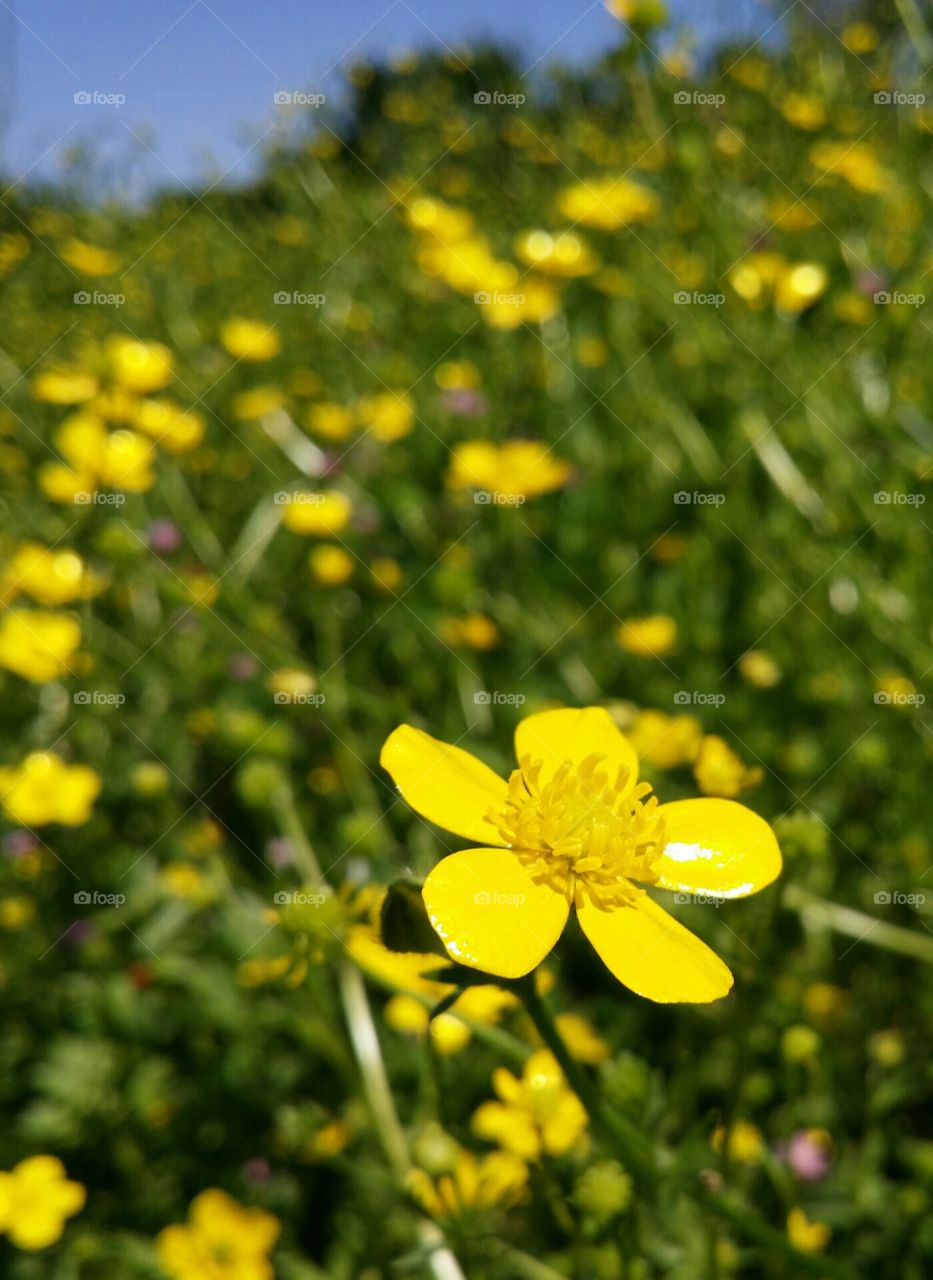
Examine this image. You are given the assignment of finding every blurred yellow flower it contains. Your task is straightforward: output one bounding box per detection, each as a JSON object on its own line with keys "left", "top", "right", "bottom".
{"left": 842, "top": 21, "right": 878, "bottom": 54}
{"left": 405, "top": 196, "right": 474, "bottom": 243}
{"left": 711, "top": 1120, "right": 764, "bottom": 1164}
{"left": 156, "top": 1189, "right": 280, "bottom": 1280}
{"left": 161, "top": 864, "right": 214, "bottom": 904}
{"left": 269, "top": 667, "right": 317, "bottom": 698}
{"left": 0, "top": 610, "right": 82, "bottom": 683}
{"left": 738, "top": 650, "right": 782, "bottom": 688}
{"left": 557, "top": 175, "right": 658, "bottom": 230}
{"left": 435, "top": 360, "right": 480, "bottom": 390}
{"left": 472, "top": 1050, "right": 588, "bottom": 1158}
{"left": 408, "top": 1149, "right": 528, "bottom": 1218}
{"left": 306, "top": 401, "right": 355, "bottom": 441}
{"left": 381, "top": 707, "right": 781, "bottom": 1001}
{"left": 729, "top": 251, "right": 785, "bottom": 308}
{"left": 32, "top": 369, "right": 98, "bottom": 404}
{"left": 627, "top": 709, "right": 702, "bottom": 768}
{"left": 0, "top": 753, "right": 100, "bottom": 826}
{"left": 437, "top": 613, "right": 499, "bottom": 651}
{"left": 615, "top": 614, "right": 677, "bottom": 658}
{"left": 133, "top": 399, "right": 206, "bottom": 453}
{"left": 553, "top": 1011, "right": 611, "bottom": 1064}
{"left": 0, "top": 1156, "right": 85, "bottom": 1250}
{"left": 106, "top": 335, "right": 174, "bottom": 392}
{"left": 232, "top": 386, "right": 285, "bottom": 420}
{"left": 775, "top": 262, "right": 828, "bottom": 314}
{"left": 782, "top": 1024, "right": 821, "bottom": 1064}
{"left": 2, "top": 543, "right": 105, "bottom": 606}
{"left": 833, "top": 291, "right": 874, "bottom": 326}
{"left": 479, "top": 276, "right": 560, "bottom": 330}
{"left": 693, "top": 736, "right": 763, "bottom": 798}
{"left": 355, "top": 391, "right": 415, "bottom": 442}
{"left": 0, "top": 232, "right": 30, "bottom": 275}
{"left": 446, "top": 439, "right": 571, "bottom": 499}
{"left": 370, "top": 557, "right": 403, "bottom": 591}
{"left": 309, "top": 545, "right": 354, "bottom": 585}
{"left": 787, "top": 1207, "right": 831, "bottom": 1254}
{"left": 0, "top": 896, "right": 36, "bottom": 929}
{"left": 780, "top": 93, "right": 826, "bottom": 131}
{"left": 514, "top": 229, "right": 599, "bottom": 277}
{"left": 809, "top": 139, "right": 890, "bottom": 194}
{"left": 280, "top": 491, "right": 352, "bottom": 536}
{"left": 220, "top": 318, "right": 281, "bottom": 362}
{"left": 60, "top": 238, "right": 120, "bottom": 275}
{"left": 604, "top": 0, "right": 668, "bottom": 23}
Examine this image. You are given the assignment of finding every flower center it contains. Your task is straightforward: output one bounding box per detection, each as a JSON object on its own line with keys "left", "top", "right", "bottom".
{"left": 486, "top": 753, "right": 665, "bottom": 909}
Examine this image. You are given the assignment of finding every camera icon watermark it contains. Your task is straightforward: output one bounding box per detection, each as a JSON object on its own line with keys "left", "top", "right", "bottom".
{"left": 473, "top": 889, "right": 526, "bottom": 905}
{"left": 273, "top": 890, "right": 327, "bottom": 905}
{"left": 273, "top": 290, "right": 325, "bottom": 306}
{"left": 873, "top": 491, "right": 925, "bottom": 506}
{"left": 873, "top": 290, "right": 925, "bottom": 307}
{"left": 473, "top": 289, "right": 526, "bottom": 308}
{"left": 674, "top": 290, "right": 725, "bottom": 307}
{"left": 674, "top": 90, "right": 725, "bottom": 108}
{"left": 873, "top": 690, "right": 925, "bottom": 706}
{"left": 74, "top": 890, "right": 126, "bottom": 907}
{"left": 873, "top": 91, "right": 925, "bottom": 107}
{"left": 74, "top": 690, "right": 126, "bottom": 707}
{"left": 74, "top": 290, "right": 125, "bottom": 307}
{"left": 474, "top": 691, "right": 526, "bottom": 707}
{"left": 74, "top": 491, "right": 126, "bottom": 507}
{"left": 272, "top": 691, "right": 326, "bottom": 706}
{"left": 473, "top": 90, "right": 525, "bottom": 107}
{"left": 874, "top": 889, "right": 925, "bottom": 906}
{"left": 674, "top": 892, "right": 723, "bottom": 906}
{"left": 674, "top": 490, "right": 725, "bottom": 506}
{"left": 674, "top": 690, "right": 725, "bottom": 707}
{"left": 273, "top": 91, "right": 326, "bottom": 107}
{"left": 73, "top": 90, "right": 125, "bottom": 107}
{"left": 473, "top": 490, "right": 526, "bottom": 506}
{"left": 273, "top": 491, "right": 326, "bottom": 506}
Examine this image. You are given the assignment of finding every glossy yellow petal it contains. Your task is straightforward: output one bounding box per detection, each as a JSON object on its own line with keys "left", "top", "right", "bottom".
{"left": 514, "top": 707, "right": 638, "bottom": 785}
{"left": 577, "top": 893, "right": 733, "bottom": 1003}
{"left": 655, "top": 798, "right": 782, "bottom": 898}
{"left": 423, "top": 848, "right": 569, "bottom": 977}
{"left": 381, "top": 724, "right": 508, "bottom": 844}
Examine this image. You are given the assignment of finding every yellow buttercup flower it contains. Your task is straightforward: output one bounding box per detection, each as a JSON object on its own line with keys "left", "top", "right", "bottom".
{"left": 280, "top": 491, "right": 352, "bottom": 537}
{"left": 711, "top": 1120, "right": 764, "bottom": 1164}
{"left": 479, "top": 276, "right": 561, "bottom": 330}
{"left": 514, "top": 229, "right": 599, "bottom": 277}
{"left": 306, "top": 401, "right": 355, "bottom": 441}
{"left": 780, "top": 93, "right": 826, "bottom": 131}
{"left": 0, "top": 611, "right": 82, "bottom": 683}
{"left": 32, "top": 369, "right": 98, "bottom": 404}
{"left": 557, "top": 175, "right": 658, "bottom": 230}
{"left": 553, "top": 1011, "right": 611, "bottom": 1064}
{"left": 808, "top": 140, "right": 890, "bottom": 194}
{"left": 133, "top": 399, "right": 206, "bottom": 453}
{"left": 472, "top": 1049, "right": 588, "bottom": 1158}
{"left": 0, "top": 1156, "right": 85, "bottom": 1250}
{"left": 309, "top": 545, "right": 354, "bottom": 585}
{"left": 232, "top": 386, "right": 285, "bottom": 421}
{"left": 106, "top": 335, "right": 174, "bottom": 392}
{"left": 615, "top": 614, "right": 677, "bottom": 658}
{"left": 60, "top": 238, "right": 120, "bottom": 275}
{"left": 355, "top": 391, "right": 415, "bottom": 442}
{"left": 408, "top": 1148, "right": 528, "bottom": 1218}
{"left": 627, "top": 709, "right": 702, "bottom": 769}
{"left": 437, "top": 614, "right": 499, "bottom": 651}
{"left": 446, "top": 439, "right": 572, "bottom": 499}
{"left": 693, "top": 735, "right": 763, "bottom": 798}
{"left": 0, "top": 753, "right": 100, "bottom": 826}
{"left": 220, "top": 318, "right": 281, "bottom": 362}
{"left": 738, "top": 650, "right": 782, "bottom": 689}
{"left": 157, "top": 1189, "right": 280, "bottom": 1280}
{"left": 380, "top": 707, "right": 781, "bottom": 1001}
{"left": 774, "top": 262, "right": 828, "bottom": 314}
{"left": 787, "top": 1207, "right": 831, "bottom": 1254}
{"left": 2, "top": 543, "right": 105, "bottom": 606}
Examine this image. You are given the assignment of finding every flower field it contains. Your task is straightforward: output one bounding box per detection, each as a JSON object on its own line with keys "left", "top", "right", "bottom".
{"left": 0, "top": 6, "right": 931, "bottom": 1278}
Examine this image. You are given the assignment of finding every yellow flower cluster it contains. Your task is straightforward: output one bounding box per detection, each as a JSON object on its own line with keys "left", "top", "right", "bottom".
{"left": 0, "top": 610, "right": 82, "bottom": 683}
{"left": 0, "top": 542, "right": 106, "bottom": 607}
{"left": 729, "top": 252, "right": 828, "bottom": 314}
{"left": 446, "top": 439, "right": 571, "bottom": 500}
{"left": 0, "top": 753, "right": 101, "bottom": 826}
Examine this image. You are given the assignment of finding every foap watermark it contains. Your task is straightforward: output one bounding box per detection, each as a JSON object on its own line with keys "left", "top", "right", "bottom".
{"left": 675, "top": 490, "right": 725, "bottom": 506}
{"left": 74, "top": 890, "right": 126, "bottom": 907}
{"left": 74, "top": 690, "right": 125, "bottom": 707}
{"left": 674, "top": 290, "right": 725, "bottom": 307}
{"left": 473, "top": 890, "right": 526, "bottom": 906}
{"left": 874, "top": 691, "right": 925, "bottom": 707}
{"left": 873, "top": 290, "right": 925, "bottom": 307}
{"left": 674, "top": 90, "right": 725, "bottom": 108}
{"left": 274, "top": 491, "right": 325, "bottom": 506}
{"left": 874, "top": 890, "right": 926, "bottom": 907}
{"left": 474, "top": 90, "right": 525, "bottom": 107}
{"left": 873, "top": 491, "right": 925, "bottom": 506}
{"left": 873, "top": 91, "right": 925, "bottom": 107}
{"left": 273, "top": 890, "right": 327, "bottom": 906}
{"left": 74, "top": 491, "right": 125, "bottom": 507}
{"left": 74, "top": 90, "right": 125, "bottom": 107}
{"left": 674, "top": 690, "right": 725, "bottom": 707}
{"left": 274, "top": 91, "right": 326, "bottom": 107}
{"left": 474, "top": 691, "right": 526, "bottom": 707}
{"left": 674, "top": 892, "right": 723, "bottom": 906}
{"left": 273, "top": 290, "right": 325, "bottom": 306}
{"left": 74, "top": 290, "right": 124, "bottom": 307}
{"left": 474, "top": 490, "right": 526, "bottom": 507}
{"left": 474, "top": 289, "right": 525, "bottom": 308}
{"left": 273, "top": 692, "right": 325, "bottom": 706}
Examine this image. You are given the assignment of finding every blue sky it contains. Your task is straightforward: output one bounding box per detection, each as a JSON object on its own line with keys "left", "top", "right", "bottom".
{"left": 0, "top": 0, "right": 772, "bottom": 194}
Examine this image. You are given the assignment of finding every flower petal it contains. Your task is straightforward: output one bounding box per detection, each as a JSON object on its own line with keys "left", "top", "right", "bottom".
{"left": 577, "top": 893, "right": 733, "bottom": 1003}
{"left": 423, "top": 848, "right": 569, "bottom": 978}
{"left": 381, "top": 724, "right": 509, "bottom": 844}
{"left": 654, "top": 798, "right": 782, "bottom": 898}
{"left": 514, "top": 707, "right": 638, "bottom": 785}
